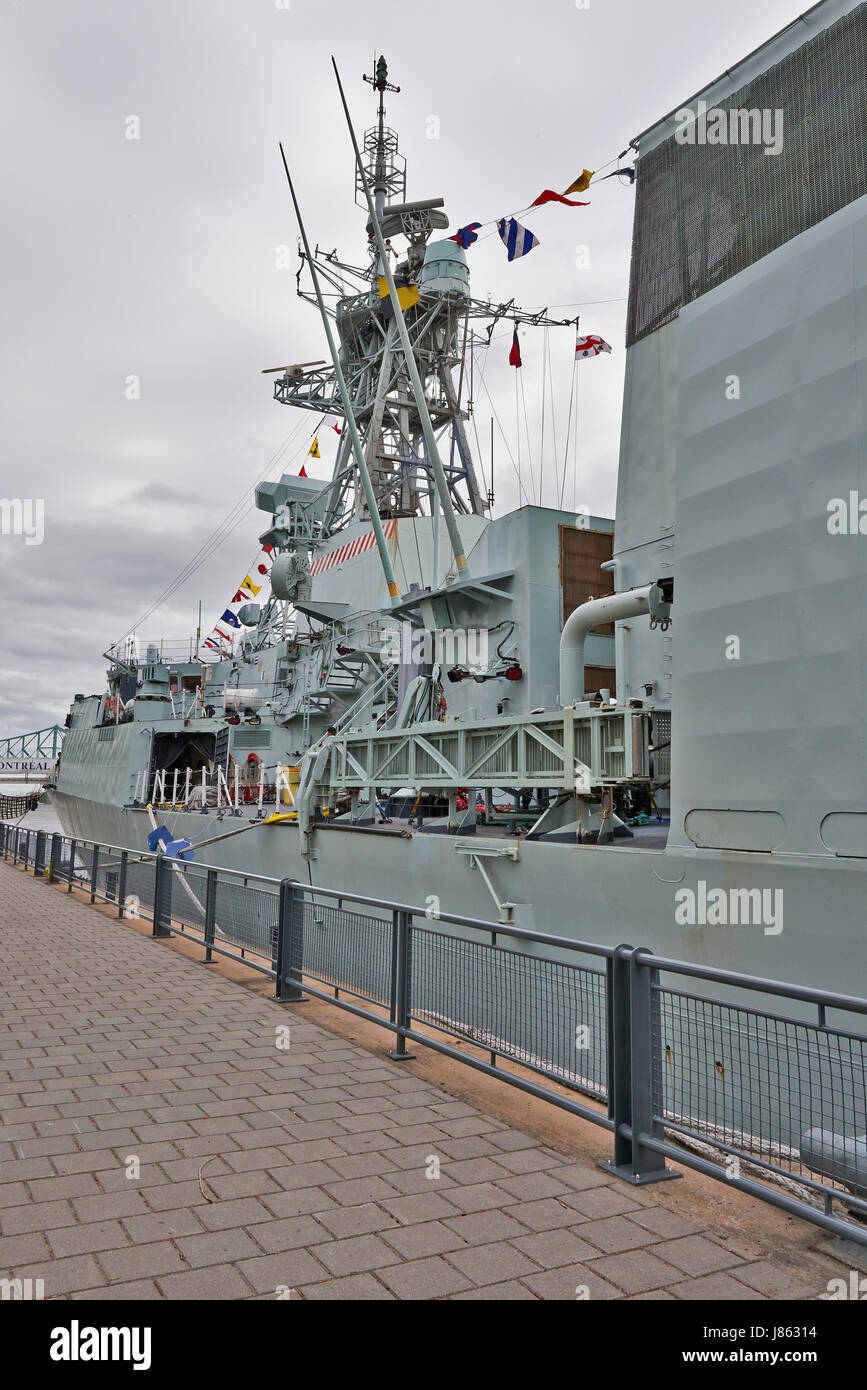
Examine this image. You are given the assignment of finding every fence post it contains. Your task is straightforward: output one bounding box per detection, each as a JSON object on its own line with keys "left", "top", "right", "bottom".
{"left": 273, "top": 878, "right": 306, "bottom": 1001}
{"left": 117, "top": 850, "right": 128, "bottom": 918}
{"left": 599, "top": 943, "right": 634, "bottom": 1175}
{"left": 47, "top": 832, "right": 60, "bottom": 883}
{"left": 602, "top": 946, "right": 680, "bottom": 1185}
{"left": 387, "top": 909, "right": 415, "bottom": 1060}
{"left": 12, "top": 829, "right": 18, "bottom": 866}
{"left": 203, "top": 869, "right": 217, "bottom": 962}
{"left": 68, "top": 839, "right": 76, "bottom": 892}
{"left": 34, "top": 830, "right": 45, "bottom": 877}
{"left": 152, "top": 856, "right": 173, "bottom": 937}
{"left": 90, "top": 844, "right": 100, "bottom": 902}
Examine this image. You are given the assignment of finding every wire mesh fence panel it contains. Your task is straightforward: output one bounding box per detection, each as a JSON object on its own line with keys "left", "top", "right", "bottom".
{"left": 91, "top": 849, "right": 128, "bottom": 906}
{"left": 162, "top": 863, "right": 211, "bottom": 932}
{"left": 212, "top": 877, "right": 279, "bottom": 957}
{"left": 291, "top": 900, "right": 393, "bottom": 1007}
{"left": 409, "top": 927, "right": 608, "bottom": 1098}
{"left": 53, "top": 837, "right": 73, "bottom": 877}
{"left": 654, "top": 988, "right": 867, "bottom": 1201}
{"left": 121, "top": 857, "right": 158, "bottom": 920}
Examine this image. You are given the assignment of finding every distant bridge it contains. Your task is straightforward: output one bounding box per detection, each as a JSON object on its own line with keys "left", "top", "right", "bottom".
{"left": 0, "top": 725, "right": 65, "bottom": 775}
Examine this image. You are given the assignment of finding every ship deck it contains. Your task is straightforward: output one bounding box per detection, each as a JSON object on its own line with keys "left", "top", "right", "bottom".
{"left": 0, "top": 855, "right": 845, "bottom": 1302}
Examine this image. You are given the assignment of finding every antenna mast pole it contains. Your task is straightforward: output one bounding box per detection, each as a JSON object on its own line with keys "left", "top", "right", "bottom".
{"left": 333, "top": 55, "right": 471, "bottom": 580}
{"left": 278, "top": 142, "right": 402, "bottom": 606}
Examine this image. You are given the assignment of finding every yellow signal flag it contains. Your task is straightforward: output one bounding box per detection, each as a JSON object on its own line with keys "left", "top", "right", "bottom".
{"left": 377, "top": 277, "right": 420, "bottom": 312}
{"left": 563, "top": 169, "right": 594, "bottom": 195}
{"left": 242, "top": 575, "right": 262, "bottom": 596}
{"left": 309, "top": 436, "right": 321, "bottom": 458}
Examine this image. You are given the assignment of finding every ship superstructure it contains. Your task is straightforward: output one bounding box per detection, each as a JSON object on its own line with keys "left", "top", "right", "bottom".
{"left": 50, "top": 2, "right": 867, "bottom": 1003}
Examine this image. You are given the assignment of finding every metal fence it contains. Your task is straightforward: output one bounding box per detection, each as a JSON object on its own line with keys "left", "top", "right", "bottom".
{"left": 3, "top": 817, "right": 867, "bottom": 1249}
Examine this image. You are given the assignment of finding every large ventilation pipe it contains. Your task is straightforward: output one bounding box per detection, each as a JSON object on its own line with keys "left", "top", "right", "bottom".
{"left": 560, "top": 583, "right": 668, "bottom": 707}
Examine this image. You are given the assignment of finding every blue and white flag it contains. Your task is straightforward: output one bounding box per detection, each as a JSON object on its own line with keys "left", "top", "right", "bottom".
{"left": 220, "top": 609, "right": 242, "bottom": 629}
{"left": 497, "top": 217, "right": 539, "bottom": 261}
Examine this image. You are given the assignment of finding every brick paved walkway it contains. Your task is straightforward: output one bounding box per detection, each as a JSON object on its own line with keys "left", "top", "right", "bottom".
{"left": 0, "top": 859, "right": 845, "bottom": 1300}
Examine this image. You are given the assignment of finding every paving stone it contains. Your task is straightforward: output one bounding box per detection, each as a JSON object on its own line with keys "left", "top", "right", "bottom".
{"left": 493, "top": 1172, "right": 572, "bottom": 1202}
{"left": 15, "top": 1253, "right": 107, "bottom": 1297}
{"left": 122, "top": 1209, "right": 207, "bottom": 1244}
{"left": 0, "top": 1183, "right": 29, "bottom": 1209}
{"left": 563, "top": 1186, "right": 649, "bottom": 1220}
{"left": 493, "top": 1148, "right": 567, "bottom": 1176}
{"left": 504, "top": 1198, "right": 585, "bottom": 1232}
{"left": 261, "top": 1187, "right": 337, "bottom": 1219}
{"left": 511, "top": 1228, "right": 601, "bottom": 1268}
{"left": 380, "top": 1220, "right": 467, "bottom": 1259}
{"left": 237, "top": 1249, "right": 331, "bottom": 1293}
{"left": 28, "top": 1174, "right": 103, "bottom": 1203}
{"left": 451, "top": 1279, "right": 541, "bottom": 1300}
{"left": 447, "top": 1240, "right": 542, "bottom": 1285}
{"left": 731, "top": 1260, "right": 827, "bottom": 1298}
{"left": 246, "top": 1215, "right": 333, "bottom": 1254}
{"left": 47, "top": 1220, "right": 131, "bottom": 1259}
{"left": 297, "top": 1273, "right": 395, "bottom": 1300}
{"left": 432, "top": 1182, "right": 508, "bottom": 1214}
{"left": 585, "top": 1249, "right": 686, "bottom": 1294}
{"left": 378, "top": 1192, "right": 462, "bottom": 1225}
{"left": 176, "top": 1228, "right": 262, "bottom": 1268}
{"left": 377, "top": 1255, "right": 473, "bottom": 1300}
{"left": 672, "top": 1272, "right": 767, "bottom": 1300}
{"left": 312, "top": 1203, "right": 399, "bottom": 1240}
{"left": 268, "top": 1161, "right": 344, "bottom": 1191}
{"left": 547, "top": 1163, "right": 611, "bottom": 1192}
{"left": 71, "top": 1191, "right": 151, "bottom": 1222}
{"left": 521, "top": 1263, "right": 622, "bottom": 1301}
{"left": 202, "top": 1170, "right": 283, "bottom": 1201}
{"left": 1, "top": 1199, "right": 76, "bottom": 1235}
{"left": 326, "top": 1153, "right": 392, "bottom": 1181}
{"left": 0, "top": 1231, "right": 52, "bottom": 1266}
{"left": 310, "top": 1233, "right": 402, "bottom": 1277}
{"left": 652, "top": 1234, "right": 745, "bottom": 1277}
{"left": 578, "top": 1215, "right": 662, "bottom": 1255}
{"left": 70, "top": 1279, "right": 165, "bottom": 1300}
{"left": 195, "top": 1197, "right": 274, "bottom": 1231}
{"left": 436, "top": 1137, "right": 500, "bottom": 1162}
{"left": 99, "top": 1240, "right": 189, "bottom": 1282}
{"left": 157, "top": 1266, "right": 254, "bottom": 1300}
{"left": 439, "top": 1156, "right": 511, "bottom": 1184}
{"left": 321, "top": 1176, "right": 402, "bottom": 1206}
{"left": 443, "top": 1210, "right": 528, "bottom": 1244}
{"left": 623, "top": 1206, "right": 703, "bottom": 1239}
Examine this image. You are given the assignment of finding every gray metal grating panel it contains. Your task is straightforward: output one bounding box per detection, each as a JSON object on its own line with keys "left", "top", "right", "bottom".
{"left": 627, "top": 4, "right": 867, "bottom": 345}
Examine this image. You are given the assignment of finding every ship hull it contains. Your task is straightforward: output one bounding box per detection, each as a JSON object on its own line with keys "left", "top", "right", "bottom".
{"left": 50, "top": 787, "right": 864, "bottom": 999}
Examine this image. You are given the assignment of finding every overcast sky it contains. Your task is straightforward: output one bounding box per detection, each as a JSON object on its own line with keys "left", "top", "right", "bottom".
{"left": 0, "top": 0, "right": 810, "bottom": 736}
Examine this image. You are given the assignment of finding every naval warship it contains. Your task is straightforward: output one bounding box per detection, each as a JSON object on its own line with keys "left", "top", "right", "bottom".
{"left": 51, "top": 0, "right": 867, "bottom": 1008}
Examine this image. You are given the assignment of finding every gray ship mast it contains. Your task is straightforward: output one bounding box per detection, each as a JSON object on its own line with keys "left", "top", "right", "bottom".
{"left": 272, "top": 58, "right": 484, "bottom": 533}
{"left": 270, "top": 57, "right": 584, "bottom": 548}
